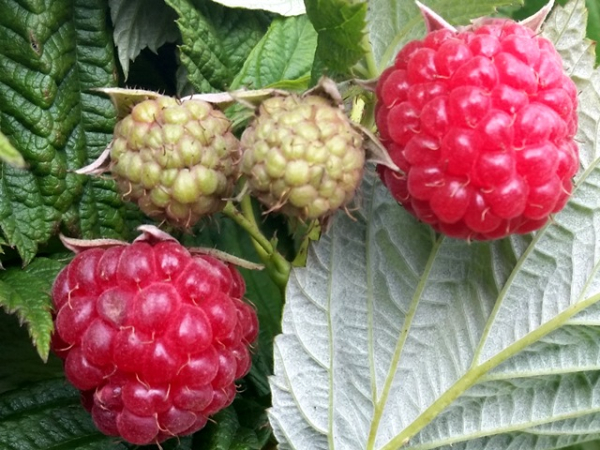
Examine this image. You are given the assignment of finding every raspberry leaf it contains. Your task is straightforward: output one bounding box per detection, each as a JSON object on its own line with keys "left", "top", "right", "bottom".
{"left": 195, "top": 399, "right": 271, "bottom": 449}
{"left": 230, "top": 15, "right": 317, "bottom": 90}
{"left": 304, "top": 0, "right": 368, "bottom": 79}
{"left": 165, "top": 0, "right": 270, "bottom": 93}
{"left": 368, "top": 0, "right": 523, "bottom": 73}
{"left": 543, "top": 0, "right": 597, "bottom": 168}
{"left": 0, "top": 257, "right": 63, "bottom": 361}
{"left": 0, "top": 0, "right": 146, "bottom": 264}
{"left": 0, "top": 310, "right": 63, "bottom": 393}
{"left": 586, "top": 0, "right": 600, "bottom": 64}
{"left": 270, "top": 3, "right": 600, "bottom": 448}
{"left": 0, "top": 379, "right": 128, "bottom": 450}
{"left": 108, "top": 0, "right": 180, "bottom": 80}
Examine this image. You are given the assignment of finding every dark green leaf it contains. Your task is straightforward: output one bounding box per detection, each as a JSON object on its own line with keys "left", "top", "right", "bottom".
{"left": 139, "top": 437, "right": 194, "bottom": 449}
{"left": 108, "top": 0, "right": 180, "bottom": 79}
{"left": 0, "top": 257, "right": 63, "bottom": 360}
{"left": 73, "top": 0, "right": 147, "bottom": 241}
{"left": 193, "top": 398, "right": 271, "bottom": 449}
{"left": 0, "top": 0, "right": 86, "bottom": 263}
{"left": 165, "top": 0, "right": 269, "bottom": 93}
{"left": 0, "top": 379, "right": 127, "bottom": 450}
{"left": 503, "top": 0, "right": 568, "bottom": 20}
{"left": 194, "top": 2, "right": 271, "bottom": 85}
{"left": 0, "top": 0, "right": 145, "bottom": 263}
{"left": 304, "top": 0, "right": 368, "bottom": 79}
{"left": 0, "top": 309, "right": 63, "bottom": 394}
{"left": 586, "top": 0, "right": 600, "bottom": 65}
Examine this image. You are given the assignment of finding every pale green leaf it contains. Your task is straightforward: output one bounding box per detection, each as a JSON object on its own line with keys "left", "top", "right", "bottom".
{"left": 0, "top": 131, "right": 25, "bottom": 169}
{"left": 270, "top": 1, "right": 600, "bottom": 449}
{"left": 108, "top": 0, "right": 180, "bottom": 79}
{"left": 210, "top": 0, "right": 305, "bottom": 16}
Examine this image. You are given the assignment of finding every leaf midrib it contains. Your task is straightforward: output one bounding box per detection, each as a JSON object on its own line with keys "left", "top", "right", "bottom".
{"left": 383, "top": 289, "right": 600, "bottom": 450}
{"left": 366, "top": 234, "right": 444, "bottom": 450}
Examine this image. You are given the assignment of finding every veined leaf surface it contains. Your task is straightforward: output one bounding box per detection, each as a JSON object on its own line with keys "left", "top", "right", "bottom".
{"left": 269, "top": 1, "right": 600, "bottom": 449}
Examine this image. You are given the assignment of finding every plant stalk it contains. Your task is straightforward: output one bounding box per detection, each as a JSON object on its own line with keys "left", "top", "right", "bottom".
{"left": 223, "top": 199, "right": 290, "bottom": 290}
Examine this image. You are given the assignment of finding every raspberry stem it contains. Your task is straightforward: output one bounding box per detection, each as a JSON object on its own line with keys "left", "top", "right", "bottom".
{"left": 223, "top": 199, "right": 290, "bottom": 290}
{"left": 362, "top": 32, "right": 379, "bottom": 80}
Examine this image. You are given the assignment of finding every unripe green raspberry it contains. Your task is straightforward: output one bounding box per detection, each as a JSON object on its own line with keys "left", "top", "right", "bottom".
{"left": 241, "top": 95, "right": 365, "bottom": 220}
{"left": 111, "top": 97, "right": 240, "bottom": 227}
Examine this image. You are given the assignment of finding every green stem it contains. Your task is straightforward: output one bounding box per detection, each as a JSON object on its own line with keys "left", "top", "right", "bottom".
{"left": 361, "top": 92, "right": 376, "bottom": 130}
{"left": 362, "top": 32, "right": 379, "bottom": 79}
{"left": 223, "top": 199, "right": 290, "bottom": 291}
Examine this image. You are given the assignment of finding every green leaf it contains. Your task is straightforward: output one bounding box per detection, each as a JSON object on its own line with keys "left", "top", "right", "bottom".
{"left": 367, "top": 0, "right": 523, "bottom": 74}
{"left": 0, "top": 132, "right": 25, "bottom": 169}
{"left": 0, "top": 257, "right": 63, "bottom": 360}
{"left": 586, "top": 0, "right": 600, "bottom": 65}
{"left": 230, "top": 14, "right": 317, "bottom": 90}
{"left": 74, "top": 1, "right": 147, "bottom": 241}
{"left": 0, "top": 0, "right": 85, "bottom": 263}
{"left": 270, "top": 1, "right": 600, "bottom": 448}
{"left": 165, "top": 0, "right": 270, "bottom": 93}
{"left": 0, "top": 309, "right": 63, "bottom": 394}
{"left": 504, "top": 0, "right": 569, "bottom": 20}
{"left": 0, "top": 0, "right": 144, "bottom": 263}
{"left": 193, "top": 399, "right": 272, "bottom": 449}
{"left": 194, "top": 2, "right": 271, "bottom": 86}
{"left": 108, "top": 0, "right": 180, "bottom": 80}
{"left": 210, "top": 0, "right": 305, "bottom": 16}
{"left": 560, "top": 442, "right": 600, "bottom": 450}
{"left": 0, "top": 379, "right": 127, "bottom": 450}
{"left": 304, "top": 0, "right": 368, "bottom": 79}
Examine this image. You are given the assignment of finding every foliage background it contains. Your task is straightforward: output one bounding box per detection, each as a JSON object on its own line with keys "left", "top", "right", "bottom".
{"left": 1, "top": 0, "right": 600, "bottom": 449}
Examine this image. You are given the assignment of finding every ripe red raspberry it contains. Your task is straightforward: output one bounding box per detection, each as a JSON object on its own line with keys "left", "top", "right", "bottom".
{"left": 50, "top": 241, "right": 258, "bottom": 445}
{"left": 376, "top": 17, "right": 579, "bottom": 240}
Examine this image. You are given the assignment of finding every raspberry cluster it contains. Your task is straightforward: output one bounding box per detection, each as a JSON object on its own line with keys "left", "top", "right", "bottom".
{"left": 51, "top": 241, "right": 258, "bottom": 445}
{"left": 376, "top": 19, "right": 579, "bottom": 240}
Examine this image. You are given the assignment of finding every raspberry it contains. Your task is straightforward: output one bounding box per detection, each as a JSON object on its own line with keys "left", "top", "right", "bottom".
{"left": 110, "top": 96, "right": 240, "bottom": 228}
{"left": 376, "top": 17, "right": 579, "bottom": 240}
{"left": 240, "top": 94, "right": 365, "bottom": 220}
{"left": 50, "top": 240, "right": 257, "bottom": 445}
